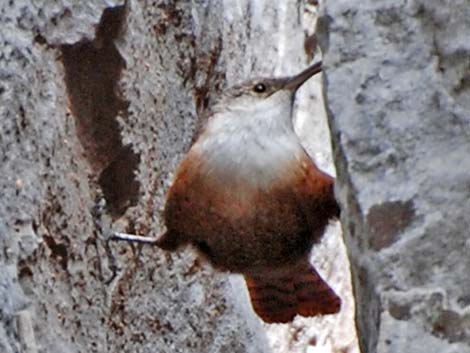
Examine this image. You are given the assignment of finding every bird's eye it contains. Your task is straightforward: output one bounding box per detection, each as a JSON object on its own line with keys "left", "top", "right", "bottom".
{"left": 253, "top": 83, "right": 266, "bottom": 93}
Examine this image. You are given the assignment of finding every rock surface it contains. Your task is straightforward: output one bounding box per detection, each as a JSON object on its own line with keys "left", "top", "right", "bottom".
{"left": 0, "top": 1, "right": 357, "bottom": 353}
{"left": 318, "top": 0, "right": 470, "bottom": 352}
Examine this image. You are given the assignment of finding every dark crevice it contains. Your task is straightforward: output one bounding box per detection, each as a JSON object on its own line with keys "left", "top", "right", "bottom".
{"left": 43, "top": 234, "right": 69, "bottom": 270}
{"left": 60, "top": 5, "right": 140, "bottom": 217}
{"left": 99, "top": 144, "right": 140, "bottom": 216}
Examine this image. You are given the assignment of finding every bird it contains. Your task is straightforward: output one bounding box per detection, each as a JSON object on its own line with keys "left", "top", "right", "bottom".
{"left": 112, "top": 61, "right": 341, "bottom": 323}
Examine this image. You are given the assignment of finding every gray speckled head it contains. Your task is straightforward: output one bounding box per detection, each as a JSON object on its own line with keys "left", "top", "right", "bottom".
{"left": 212, "top": 61, "right": 322, "bottom": 114}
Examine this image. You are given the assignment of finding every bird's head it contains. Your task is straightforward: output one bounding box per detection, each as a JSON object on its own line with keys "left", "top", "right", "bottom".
{"left": 211, "top": 61, "right": 322, "bottom": 119}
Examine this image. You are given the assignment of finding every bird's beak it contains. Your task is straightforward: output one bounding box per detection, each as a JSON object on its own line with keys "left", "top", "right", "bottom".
{"left": 283, "top": 61, "right": 322, "bottom": 91}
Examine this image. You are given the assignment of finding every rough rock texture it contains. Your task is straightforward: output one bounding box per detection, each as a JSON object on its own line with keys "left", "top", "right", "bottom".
{"left": 318, "top": 0, "right": 470, "bottom": 352}
{"left": 0, "top": 1, "right": 357, "bottom": 353}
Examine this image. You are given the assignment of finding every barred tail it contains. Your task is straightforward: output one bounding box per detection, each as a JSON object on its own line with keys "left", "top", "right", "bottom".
{"left": 244, "top": 261, "right": 340, "bottom": 323}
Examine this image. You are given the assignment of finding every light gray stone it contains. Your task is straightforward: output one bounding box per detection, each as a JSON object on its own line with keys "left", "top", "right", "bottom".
{"left": 318, "top": 0, "right": 470, "bottom": 352}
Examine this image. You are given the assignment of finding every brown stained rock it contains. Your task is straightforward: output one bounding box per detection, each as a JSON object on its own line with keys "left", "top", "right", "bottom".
{"left": 367, "top": 200, "right": 415, "bottom": 251}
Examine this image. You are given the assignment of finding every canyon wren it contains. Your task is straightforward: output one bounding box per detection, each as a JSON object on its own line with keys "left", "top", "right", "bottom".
{"left": 113, "top": 61, "right": 341, "bottom": 323}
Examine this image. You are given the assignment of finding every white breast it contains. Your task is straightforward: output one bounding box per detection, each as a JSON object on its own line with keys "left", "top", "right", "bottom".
{"left": 191, "top": 103, "right": 306, "bottom": 190}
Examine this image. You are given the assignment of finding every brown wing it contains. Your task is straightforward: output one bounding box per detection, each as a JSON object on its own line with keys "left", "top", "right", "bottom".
{"left": 294, "top": 156, "right": 340, "bottom": 243}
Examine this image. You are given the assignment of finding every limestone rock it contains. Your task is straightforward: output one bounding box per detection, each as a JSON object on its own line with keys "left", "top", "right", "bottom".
{"left": 318, "top": 0, "right": 470, "bottom": 352}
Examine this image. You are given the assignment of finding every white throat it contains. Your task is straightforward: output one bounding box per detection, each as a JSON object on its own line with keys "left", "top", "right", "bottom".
{"left": 192, "top": 94, "right": 304, "bottom": 188}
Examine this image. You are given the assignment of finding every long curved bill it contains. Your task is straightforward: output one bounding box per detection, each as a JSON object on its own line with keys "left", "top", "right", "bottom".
{"left": 283, "top": 61, "right": 322, "bottom": 91}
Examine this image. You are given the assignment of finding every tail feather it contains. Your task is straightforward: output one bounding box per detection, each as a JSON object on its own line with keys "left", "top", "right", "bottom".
{"left": 294, "top": 262, "right": 341, "bottom": 317}
{"left": 244, "top": 261, "right": 340, "bottom": 323}
{"left": 245, "top": 277, "right": 297, "bottom": 323}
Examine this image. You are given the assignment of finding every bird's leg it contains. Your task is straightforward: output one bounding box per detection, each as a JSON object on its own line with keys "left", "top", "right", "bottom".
{"left": 109, "top": 232, "right": 161, "bottom": 245}
{"left": 109, "top": 230, "right": 181, "bottom": 251}
{"left": 92, "top": 189, "right": 181, "bottom": 257}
